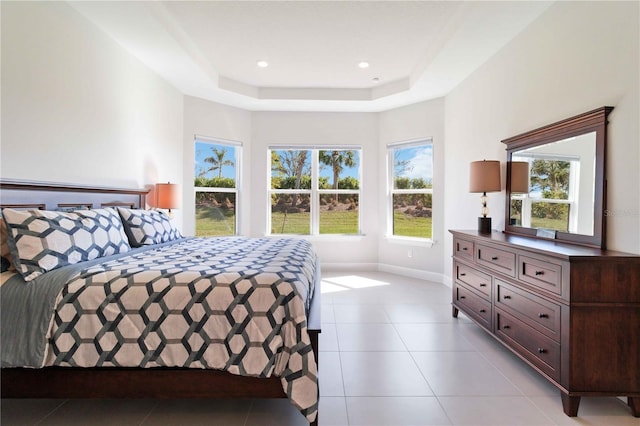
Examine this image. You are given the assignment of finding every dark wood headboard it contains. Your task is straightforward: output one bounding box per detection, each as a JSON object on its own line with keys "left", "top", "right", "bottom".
{"left": 0, "top": 179, "right": 149, "bottom": 210}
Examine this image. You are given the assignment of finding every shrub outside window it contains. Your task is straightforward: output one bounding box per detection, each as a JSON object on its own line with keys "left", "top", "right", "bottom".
{"left": 388, "top": 139, "right": 433, "bottom": 240}
{"left": 269, "top": 147, "right": 361, "bottom": 236}
{"left": 194, "top": 137, "right": 241, "bottom": 236}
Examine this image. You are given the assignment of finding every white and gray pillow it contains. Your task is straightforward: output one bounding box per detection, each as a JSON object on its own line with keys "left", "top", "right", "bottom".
{"left": 117, "top": 208, "right": 182, "bottom": 247}
{"left": 2, "top": 208, "right": 131, "bottom": 281}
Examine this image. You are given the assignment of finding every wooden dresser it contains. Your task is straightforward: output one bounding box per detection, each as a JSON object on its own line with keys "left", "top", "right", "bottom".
{"left": 450, "top": 230, "right": 640, "bottom": 417}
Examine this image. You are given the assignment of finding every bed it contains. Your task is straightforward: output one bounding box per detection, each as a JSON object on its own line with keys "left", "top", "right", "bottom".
{"left": 0, "top": 179, "right": 321, "bottom": 425}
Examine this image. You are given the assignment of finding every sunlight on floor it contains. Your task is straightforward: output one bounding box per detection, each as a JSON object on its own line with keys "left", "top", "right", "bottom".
{"left": 320, "top": 275, "right": 390, "bottom": 294}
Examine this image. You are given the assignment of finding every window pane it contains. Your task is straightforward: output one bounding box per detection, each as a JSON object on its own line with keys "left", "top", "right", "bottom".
{"left": 271, "top": 193, "right": 310, "bottom": 234}
{"left": 529, "top": 159, "right": 570, "bottom": 200}
{"left": 195, "top": 141, "right": 236, "bottom": 187}
{"left": 320, "top": 194, "right": 359, "bottom": 234}
{"left": 509, "top": 198, "right": 523, "bottom": 226}
{"left": 530, "top": 201, "right": 569, "bottom": 232}
{"left": 392, "top": 193, "right": 432, "bottom": 238}
{"left": 271, "top": 150, "right": 311, "bottom": 190}
{"left": 393, "top": 145, "right": 432, "bottom": 190}
{"left": 195, "top": 192, "right": 236, "bottom": 236}
{"left": 318, "top": 150, "right": 360, "bottom": 189}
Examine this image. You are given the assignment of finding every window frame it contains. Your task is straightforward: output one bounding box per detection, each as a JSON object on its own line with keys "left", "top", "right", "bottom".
{"left": 511, "top": 154, "right": 579, "bottom": 233}
{"left": 268, "top": 145, "right": 363, "bottom": 237}
{"left": 387, "top": 138, "right": 434, "bottom": 242}
{"left": 194, "top": 135, "right": 242, "bottom": 236}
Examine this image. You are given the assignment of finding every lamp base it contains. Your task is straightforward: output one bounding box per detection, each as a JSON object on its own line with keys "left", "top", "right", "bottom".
{"left": 478, "top": 217, "right": 492, "bottom": 234}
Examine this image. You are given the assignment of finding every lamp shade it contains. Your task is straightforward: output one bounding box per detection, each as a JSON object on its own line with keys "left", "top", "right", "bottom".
{"left": 156, "top": 183, "right": 180, "bottom": 209}
{"left": 510, "top": 161, "right": 530, "bottom": 194}
{"left": 469, "top": 160, "right": 501, "bottom": 193}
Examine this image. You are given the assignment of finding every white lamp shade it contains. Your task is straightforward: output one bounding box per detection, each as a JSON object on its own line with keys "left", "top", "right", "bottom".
{"left": 510, "top": 162, "right": 530, "bottom": 194}
{"left": 156, "top": 183, "right": 180, "bottom": 209}
{"left": 469, "top": 160, "right": 501, "bottom": 193}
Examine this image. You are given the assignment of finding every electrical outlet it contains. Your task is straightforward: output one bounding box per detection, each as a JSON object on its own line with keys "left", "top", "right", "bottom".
{"left": 407, "top": 249, "right": 413, "bottom": 258}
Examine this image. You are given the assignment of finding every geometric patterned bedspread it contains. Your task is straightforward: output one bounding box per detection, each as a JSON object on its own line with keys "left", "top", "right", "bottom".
{"left": 43, "top": 237, "right": 319, "bottom": 422}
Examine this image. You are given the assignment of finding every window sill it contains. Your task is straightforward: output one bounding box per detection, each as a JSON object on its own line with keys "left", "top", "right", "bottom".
{"left": 384, "top": 235, "right": 435, "bottom": 248}
{"left": 264, "top": 234, "right": 367, "bottom": 242}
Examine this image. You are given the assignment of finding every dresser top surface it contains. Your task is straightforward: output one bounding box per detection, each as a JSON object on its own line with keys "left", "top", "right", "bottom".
{"left": 450, "top": 230, "right": 640, "bottom": 260}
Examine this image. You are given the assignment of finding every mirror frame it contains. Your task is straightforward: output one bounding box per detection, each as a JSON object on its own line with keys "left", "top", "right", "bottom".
{"left": 502, "top": 106, "right": 613, "bottom": 249}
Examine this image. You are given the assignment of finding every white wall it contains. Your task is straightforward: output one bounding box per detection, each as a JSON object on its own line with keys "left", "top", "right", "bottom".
{"left": 1, "top": 1, "right": 184, "bottom": 223}
{"left": 378, "top": 98, "right": 445, "bottom": 280}
{"left": 4, "top": 1, "right": 637, "bottom": 280}
{"left": 251, "top": 112, "right": 379, "bottom": 267}
{"left": 182, "top": 96, "right": 252, "bottom": 236}
{"left": 444, "top": 1, "right": 640, "bottom": 283}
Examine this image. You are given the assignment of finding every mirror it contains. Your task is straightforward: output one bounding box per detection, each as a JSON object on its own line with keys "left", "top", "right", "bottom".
{"left": 502, "top": 107, "right": 613, "bottom": 249}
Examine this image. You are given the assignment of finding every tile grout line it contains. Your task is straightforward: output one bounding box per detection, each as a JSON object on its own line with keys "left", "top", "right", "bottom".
{"left": 137, "top": 400, "right": 160, "bottom": 426}
{"left": 33, "top": 399, "right": 69, "bottom": 425}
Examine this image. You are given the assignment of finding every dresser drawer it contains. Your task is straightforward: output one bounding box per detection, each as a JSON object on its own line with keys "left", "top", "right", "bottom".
{"left": 454, "top": 283, "right": 492, "bottom": 330}
{"left": 455, "top": 261, "right": 491, "bottom": 299}
{"left": 495, "top": 279, "right": 561, "bottom": 341}
{"left": 476, "top": 244, "right": 516, "bottom": 277}
{"left": 495, "top": 309, "right": 560, "bottom": 381}
{"left": 454, "top": 237, "right": 474, "bottom": 262}
{"left": 518, "top": 255, "right": 563, "bottom": 295}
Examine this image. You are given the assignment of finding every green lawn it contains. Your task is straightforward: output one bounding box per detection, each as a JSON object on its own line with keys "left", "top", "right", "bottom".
{"left": 197, "top": 207, "right": 431, "bottom": 238}
{"left": 393, "top": 211, "right": 432, "bottom": 238}
{"left": 271, "top": 211, "right": 310, "bottom": 234}
{"left": 270, "top": 210, "right": 359, "bottom": 234}
{"left": 195, "top": 205, "right": 235, "bottom": 236}
{"left": 530, "top": 217, "right": 568, "bottom": 232}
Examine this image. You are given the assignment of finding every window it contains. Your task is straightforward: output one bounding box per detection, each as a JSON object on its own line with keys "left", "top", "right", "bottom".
{"left": 388, "top": 139, "right": 433, "bottom": 239}
{"left": 269, "top": 147, "right": 361, "bottom": 236}
{"left": 194, "top": 136, "right": 241, "bottom": 236}
{"left": 510, "top": 155, "right": 578, "bottom": 233}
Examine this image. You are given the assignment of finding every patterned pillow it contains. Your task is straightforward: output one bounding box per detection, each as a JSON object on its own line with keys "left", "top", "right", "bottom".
{"left": 2, "top": 208, "right": 131, "bottom": 282}
{"left": 1, "top": 214, "right": 15, "bottom": 273}
{"left": 117, "top": 208, "right": 182, "bottom": 247}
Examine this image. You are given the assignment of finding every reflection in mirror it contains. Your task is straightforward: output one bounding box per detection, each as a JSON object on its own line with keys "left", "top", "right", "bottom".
{"left": 509, "top": 132, "right": 596, "bottom": 235}
{"left": 502, "top": 106, "right": 612, "bottom": 248}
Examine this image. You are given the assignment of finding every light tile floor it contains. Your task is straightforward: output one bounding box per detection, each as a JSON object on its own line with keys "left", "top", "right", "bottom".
{"left": 2, "top": 271, "right": 637, "bottom": 425}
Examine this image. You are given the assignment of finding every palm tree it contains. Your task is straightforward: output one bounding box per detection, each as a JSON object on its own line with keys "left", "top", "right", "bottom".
{"left": 204, "top": 148, "right": 234, "bottom": 179}
{"left": 274, "top": 150, "right": 309, "bottom": 207}
{"left": 319, "top": 150, "right": 356, "bottom": 202}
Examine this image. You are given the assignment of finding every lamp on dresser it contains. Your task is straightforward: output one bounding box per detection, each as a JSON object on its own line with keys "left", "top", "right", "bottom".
{"left": 469, "top": 160, "right": 501, "bottom": 233}
{"left": 156, "top": 182, "right": 180, "bottom": 217}
{"left": 509, "top": 161, "right": 529, "bottom": 194}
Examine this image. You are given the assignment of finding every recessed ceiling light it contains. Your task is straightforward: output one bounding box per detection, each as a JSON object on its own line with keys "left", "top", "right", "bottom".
{"left": 358, "top": 61, "right": 370, "bottom": 69}
{"left": 257, "top": 60, "right": 269, "bottom": 68}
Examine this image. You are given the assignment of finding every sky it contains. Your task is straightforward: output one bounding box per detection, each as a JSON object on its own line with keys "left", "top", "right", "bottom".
{"left": 394, "top": 145, "right": 433, "bottom": 180}
{"left": 195, "top": 141, "right": 237, "bottom": 179}
{"left": 195, "top": 143, "right": 432, "bottom": 182}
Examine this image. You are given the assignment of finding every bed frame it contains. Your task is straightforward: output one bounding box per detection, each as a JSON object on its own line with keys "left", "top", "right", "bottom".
{"left": 0, "top": 179, "right": 321, "bottom": 426}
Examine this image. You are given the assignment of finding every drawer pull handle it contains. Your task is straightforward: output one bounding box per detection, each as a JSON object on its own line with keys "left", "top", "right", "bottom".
{"left": 503, "top": 325, "right": 510, "bottom": 329}
{"left": 503, "top": 295, "right": 512, "bottom": 300}
{"left": 535, "top": 271, "right": 544, "bottom": 276}
{"left": 537, "top": 348, "right": 547, "bottom": 354}
{"left": 462, "top": 247, "right": 468, "bottom": 251}
{"left": 538, "top": 313, "right": 548, "bottom": 318}
{"left": 479, "top": 309, "right": 486, "bottom": 313}
{"left": 491, "top": 256, "right": 498, "bottom": 260}
{"left": 460, "top": 296, "right": 466, "bottom": 299}
{"left": 480, "top": 283, "right": 487, "bottom": 287}
{"left": 460, "top": 273, "right": 466, "bottom": 276}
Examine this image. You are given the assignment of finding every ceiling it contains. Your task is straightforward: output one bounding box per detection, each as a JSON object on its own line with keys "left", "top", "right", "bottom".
{"left": 69, "top": 1, "right": 553, "bottom": 112}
